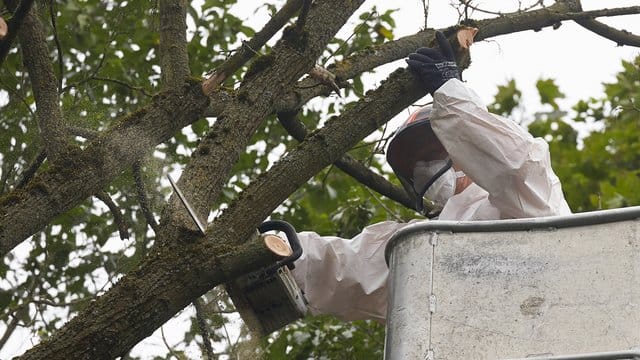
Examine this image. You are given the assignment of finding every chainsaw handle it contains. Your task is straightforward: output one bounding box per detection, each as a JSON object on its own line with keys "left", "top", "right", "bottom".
{"left": 258, "top": 220, "right": 303, "bottom": 272}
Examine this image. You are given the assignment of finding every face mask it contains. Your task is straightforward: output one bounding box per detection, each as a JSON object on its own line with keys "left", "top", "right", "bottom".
{"left": 413, "top": 160, "right": 465, "bottom": 207}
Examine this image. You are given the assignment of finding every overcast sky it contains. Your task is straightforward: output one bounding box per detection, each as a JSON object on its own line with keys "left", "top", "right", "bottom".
{"left": 352, "top": 0, "right": 640, "bottom": 116}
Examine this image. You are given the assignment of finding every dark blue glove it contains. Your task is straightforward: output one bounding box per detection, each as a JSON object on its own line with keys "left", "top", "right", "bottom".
{"left": 406, "top": 31, "right": 460, "bottom": 95}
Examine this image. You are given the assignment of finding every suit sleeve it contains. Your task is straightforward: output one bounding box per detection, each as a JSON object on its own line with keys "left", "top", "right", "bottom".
{"left": 291, "top": 221, "right": 412, "bottom": 322}
{"left": 431, "top": 79, "right": 571, "bottom": 218}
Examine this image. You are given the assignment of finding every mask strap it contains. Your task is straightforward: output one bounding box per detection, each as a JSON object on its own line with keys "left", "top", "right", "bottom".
{"left": 415, "top": 158, "right": 453, "bottom": 199}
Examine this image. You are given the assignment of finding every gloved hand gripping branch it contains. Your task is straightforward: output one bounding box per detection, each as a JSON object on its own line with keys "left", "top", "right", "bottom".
{"left": 406, "top": 31, "right": 461, "bottom": 95}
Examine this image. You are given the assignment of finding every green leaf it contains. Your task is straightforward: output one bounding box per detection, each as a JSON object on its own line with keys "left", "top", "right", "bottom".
{"left": 536, "top": 78, "right": 565, "bottom": 110}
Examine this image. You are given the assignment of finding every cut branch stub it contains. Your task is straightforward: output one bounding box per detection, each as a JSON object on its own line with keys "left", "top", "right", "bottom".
{"left": 0, "top": 17, "right": 7, "bottom": 39}
{"left": 457, "top": 26, "right": 479, "bottom": 49}
{"left": 263, "top": 234, "right": 293, "bottom": 257}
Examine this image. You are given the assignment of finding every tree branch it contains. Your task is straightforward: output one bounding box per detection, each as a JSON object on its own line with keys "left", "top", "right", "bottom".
{"left": 17, "top": 2, "right": 69, "bottom": 161}
{"left": 3, "top": 0, "right": 637, "bottom": 260}
{"left": 276, "top": 4, "right": 640, "bottom": 112}
{"left": 16, "top": 148, "right": 47, "bottom": 189}
{"left": 18, "top": 231, "right": 287, "bottom": 359}
{"left": 277, "top": 111, "right": 415, "bottom": 210}
{"left": 0, "top": 80, "right": 211, "bottom": 256}
{"left": 0, "top": 0, "right": 35, "bottom": 67}
{"left": 201, "top": 0, "right": 304, "bottom": 95}
{"left": 193, "top": 298, "right": 214, "bottom": 360}
{"left": 159, "top": 0, "right": 190, "bottom": 88}
{"left": 95, "top": 191, "right": 130, "bottom": 240}
{"left": 162, "top": 0, "right": 366, "bottom": 237}
{"left": 132, "top": 162, "right": 159, "bottom": 234}
{"left": 0, "top": 312, "right": 20, "bottom": 351}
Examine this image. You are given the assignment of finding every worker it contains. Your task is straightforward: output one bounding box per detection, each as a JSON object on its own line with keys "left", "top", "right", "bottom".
{"left": 291, "top": 31, "right": 572, "bottom": 323}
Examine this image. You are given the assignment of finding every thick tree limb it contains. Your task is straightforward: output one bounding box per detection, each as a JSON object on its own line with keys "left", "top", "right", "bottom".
{"left": 3, "top": 0, "right": 638, "bottom": 260}
{"left": 159, "top": 0, "right": 190, "bottom": 87}
{"left": 17, "top": 230, "right": 288, "bottom": 359}
{"left": 17, "top": 55, "right": 425, "bottom": 360}
{"left": 277, "top": 111, "right": 415, "bottom": 210}
{"left": 17, "top": 3, "right": 69, "bottom": 161}
{"left": 0, "top": 80, "right": 211, "bottom": 257}
{"left": 0, "top": 0, "right": 35, "bottom": 67}
{"left": 162, "top": 0, "right": 366, "bottom": 237}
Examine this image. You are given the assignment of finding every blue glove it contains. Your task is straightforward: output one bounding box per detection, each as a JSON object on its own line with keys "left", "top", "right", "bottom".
{"left": 406, "top": 31, "right": 460, "bottom": 95}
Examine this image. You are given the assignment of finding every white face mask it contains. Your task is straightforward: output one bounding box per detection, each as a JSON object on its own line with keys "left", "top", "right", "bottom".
{"left": 413, "top": 160, "right": 465, "bottom": 207}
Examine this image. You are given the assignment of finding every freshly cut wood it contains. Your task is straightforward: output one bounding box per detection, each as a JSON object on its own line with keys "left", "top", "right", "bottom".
{"left": 457, "top": 26, "right": 479, "bottom": 49}
{"left": 0, "top": 17, "right": 7, "bottom": 39}
{"left": 263, "top": 234, "right": 293, "bottom": 257}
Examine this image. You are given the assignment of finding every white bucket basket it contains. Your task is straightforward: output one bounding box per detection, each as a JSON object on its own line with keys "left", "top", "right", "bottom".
{"left": 384, "top": 207, "right": 640, "bottom": 360}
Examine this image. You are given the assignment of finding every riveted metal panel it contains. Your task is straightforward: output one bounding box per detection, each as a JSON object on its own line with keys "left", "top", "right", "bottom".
{"left": 385, "top": 207, "right": 640, "bottom": 360}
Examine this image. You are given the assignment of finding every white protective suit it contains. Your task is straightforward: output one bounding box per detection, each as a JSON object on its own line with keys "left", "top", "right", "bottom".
{"left": 291, "top": 79, "right": 572, "bottom": 322}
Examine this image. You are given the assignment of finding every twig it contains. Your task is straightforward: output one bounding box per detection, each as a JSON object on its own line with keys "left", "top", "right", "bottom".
{"left": 60, "top": 50, "right": 108, "bottom": 94}
{"left": 95, "top": 191, "right": 130, "bottom": 240}
{"left": 91, "top": 76, "right": 153, "bottom": 97}
{"left": 325, "top": 9, "right": 375, "bottom": 64}
{"left": 48, "top": 0, "right": 63, "bottom": 91}
{"left": 132, "top": 162, "right": 160, "bottom": 234}
{"left": 16, "top": 148, "right": 47, "bottom": 189}
{"left": 422, "top": 0, "right": 430, "bottom": 29}
{"left": 201, "top": 0, "right": 304, "bottom": 94}
{"left": 30, "top": 297, "right": 88, "bottom": 308}
{"left": 212, "top": 298, "right": 234, "bottom": 355}
{"left": 364, "top": 187, "right": 404, "bottom": 221}
{"left": 160, "top": 326, "right": 180, "bottom": 360}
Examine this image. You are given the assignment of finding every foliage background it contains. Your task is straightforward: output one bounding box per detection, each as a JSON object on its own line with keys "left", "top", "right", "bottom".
{"left": 0, "top": 0, "right": 638, "bottom": 358}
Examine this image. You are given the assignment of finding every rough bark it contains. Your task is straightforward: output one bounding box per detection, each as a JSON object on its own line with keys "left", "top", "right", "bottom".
{"left": 4, "top": 3, "right": 640, "bottom": 357}
{"left": 159, "top": 0, "right": 190, "bottom": 87}
{"left": 18, "top": 3, "right": 69, "bottom": 161}
{"left": 158, "top": 0, "right": 366, "bottom": 237}
{"left": 0, "top": 80, "right": 211, "bottom": 256}
{"left": 18, "top": 56, "right": 426, "bottom": 360}
{"left": 18, "top": 232, "right": 285, "bottom": 359}
{"left": 2, "top": 1, "right": 637, "bottom": 256}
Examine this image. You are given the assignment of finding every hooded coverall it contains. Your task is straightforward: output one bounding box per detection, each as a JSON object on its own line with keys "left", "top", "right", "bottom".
{"left": 292, "top": 79, "right": 572, "bottom": 322}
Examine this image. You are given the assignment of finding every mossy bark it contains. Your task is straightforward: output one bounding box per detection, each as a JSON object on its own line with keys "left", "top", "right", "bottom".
{"left": 0, "top": 80, "right": 210, "bottom": 257}
{"left": 5, "top": 2, "right": 620, "bottom": 358}
{"left": 18, "top": 233, "right": 283, "bottom": 360}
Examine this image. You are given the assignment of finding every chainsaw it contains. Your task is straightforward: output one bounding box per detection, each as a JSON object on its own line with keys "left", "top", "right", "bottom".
{"left": 168, "top": 175, "right": 308, "bottom": 336}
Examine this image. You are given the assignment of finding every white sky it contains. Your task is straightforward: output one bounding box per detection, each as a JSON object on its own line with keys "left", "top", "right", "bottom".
{"left": 3, "top": 1, "right": 639, "bottom": 359}
{"left": 342, "top": 0, "right": 640, "bottom": 135}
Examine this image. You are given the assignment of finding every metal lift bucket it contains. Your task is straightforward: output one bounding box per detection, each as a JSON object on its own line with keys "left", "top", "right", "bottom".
{"left": 384, "top": 206, "right": 640, "bottom": 360}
